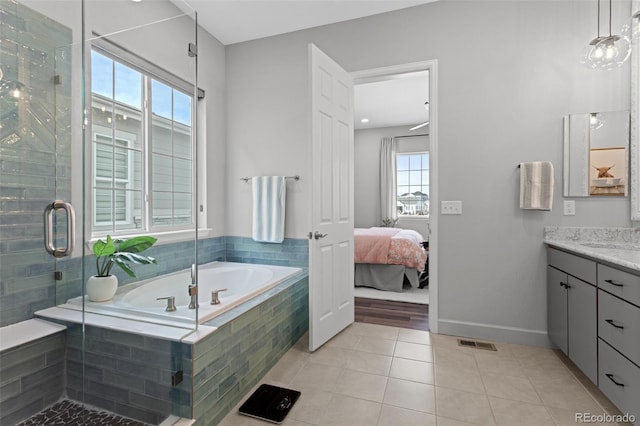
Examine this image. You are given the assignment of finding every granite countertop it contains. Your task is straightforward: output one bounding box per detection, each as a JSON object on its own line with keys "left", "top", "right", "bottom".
{"left": 544, "top": 227, "right": 640, "bottom": 273}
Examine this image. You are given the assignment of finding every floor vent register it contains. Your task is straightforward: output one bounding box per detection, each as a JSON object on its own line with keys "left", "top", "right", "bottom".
{"left": 457, "top": 339, "right": 498, "bottom": 351}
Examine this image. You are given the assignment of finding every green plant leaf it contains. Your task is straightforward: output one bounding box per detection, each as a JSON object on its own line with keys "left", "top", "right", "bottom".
{"left": 115, "top": 252, "right": 157, "bottom": 265}
{"left": 93, "top": 236, "right": 116, "bottom": 257}
{"left": 113, "top": 258, "right": 136, "bottom": 277}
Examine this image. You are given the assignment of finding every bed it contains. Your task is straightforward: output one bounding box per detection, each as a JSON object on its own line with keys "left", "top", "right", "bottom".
{"left": 354, "top": 227, "right": 428, "bottom": 292}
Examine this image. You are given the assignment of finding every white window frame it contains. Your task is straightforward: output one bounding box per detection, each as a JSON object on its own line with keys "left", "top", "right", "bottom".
{"left": 396, "top": 150, "right": 430, "bottom": 218}
{"left": 88, "top": 42, "right": 206, "bottom": 243}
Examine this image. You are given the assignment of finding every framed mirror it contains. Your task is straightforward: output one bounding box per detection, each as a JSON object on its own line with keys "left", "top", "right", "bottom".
{"left": 631, "top": 0, "right": 640, "bottom": 219}
{"left": 564, "top": 110, "right": 630, "bottom": 197}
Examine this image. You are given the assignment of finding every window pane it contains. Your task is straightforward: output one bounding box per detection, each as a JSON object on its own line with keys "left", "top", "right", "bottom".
{"left": 152, "top": 154, "right": 173, "bottom": 192}
{"left": 151, "top": 118, "right": 173, "bottom": 156}
{"left": 173, "top": 90, "right": 191, "bottom": 126}
{"left": 91, "top": 51, "right": 113, "bottom": 98}
{"left": 409, "top": 155, "right": 421, "bottom": 170}
{"left": 397, "top": 155, "right": 409, "bottom": 171}
{"left": 94, "top": 187, "right": 112, "bottom": 225}
{"left": 114, "top": 62, "right": 141, "bottom": 109}
{"left": 397, "top": 186, "right": 409, "bottom": 196}
{"left": 174, "top": 192, "right": 192, "bottom": 225}
{"left": 152, "top": 191, "right": 172, "bottom": 226}
{"left": 152, "top": 79, "right": 172, "bottom": 120}
{"left": 173, "top": 158, "right": 192, "bottom": 193}
{"left": 397, "top": 171, "right": 409, "bottom": 186}
{"left": 92, "top": 103, "right": 114, "bottom": 131}
{"left": 114, "top": 145, "right": 128, "bottom": 181}
{"left": 396, "top": 152, "right": 429, "bottom": 217}
{"left": 131, "top": 151, "right": 142, "bottom": 190}
{"left": 174, "top": 125, "right": 192, "bottom": 159}
{"left": 409, "top": 170, "right": 422, "bottom": 184}
{"left": 95, "top": 143, "right": 113, "bottom": 179}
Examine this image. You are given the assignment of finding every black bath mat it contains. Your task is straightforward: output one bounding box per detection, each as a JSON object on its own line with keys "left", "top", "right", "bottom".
{"left": 238, "top": 383, "right": 301, "bottom": 424}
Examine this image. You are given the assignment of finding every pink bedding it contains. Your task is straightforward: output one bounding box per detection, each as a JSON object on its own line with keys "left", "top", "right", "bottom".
{"left": 354, "top": 227, "right": 427, "bottom": 271}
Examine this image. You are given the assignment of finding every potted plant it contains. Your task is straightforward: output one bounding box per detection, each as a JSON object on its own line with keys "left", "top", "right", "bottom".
{"left": 87, "top": 235, "right": 158, "bottom": 302}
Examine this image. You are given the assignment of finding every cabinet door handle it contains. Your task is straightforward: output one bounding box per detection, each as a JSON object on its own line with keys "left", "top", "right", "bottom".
{"left": 605, "top": 373, "right": 625, "bottom": 387}
{"left": 604, "top": 279, "right": 624, "bottom": 287}
{"left": 605, "top": 319, "right": 625, "bottom": 329}
{"left": 560, "top": 282, "right": 569, "bottom": 289}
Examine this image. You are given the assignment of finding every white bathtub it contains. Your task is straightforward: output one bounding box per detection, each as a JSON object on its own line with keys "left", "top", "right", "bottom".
{"left": 66, "top": 262, "right": 302, "bottom": 325}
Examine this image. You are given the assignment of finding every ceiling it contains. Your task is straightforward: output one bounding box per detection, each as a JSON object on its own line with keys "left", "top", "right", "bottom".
{"left": 172, "top": 0, "right": 434, "bottom": 131}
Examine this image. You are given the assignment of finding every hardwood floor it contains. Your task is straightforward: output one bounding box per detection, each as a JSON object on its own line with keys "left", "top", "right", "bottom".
{"left": 354, "top": 297, "right": 429, "bottom": 331}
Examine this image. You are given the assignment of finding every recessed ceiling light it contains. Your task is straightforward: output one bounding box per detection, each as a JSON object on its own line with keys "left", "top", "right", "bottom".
{"left": 361, "top": 118, "right": 369, "bottom": 123}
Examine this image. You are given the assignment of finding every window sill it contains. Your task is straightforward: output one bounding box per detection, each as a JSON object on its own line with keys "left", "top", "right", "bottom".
{"left": 87, "top": 228, "right": 212, "bottom": 250}
{"left": 398, "top": 216, "right": 430, "bottom": 221}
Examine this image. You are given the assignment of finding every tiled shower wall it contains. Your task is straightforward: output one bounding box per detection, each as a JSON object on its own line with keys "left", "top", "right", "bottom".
{"left": 0, "top": 331, "right": 66, "bottom": 425}
{"left": 0, "top": 0, "right": 73, "bottom": 328}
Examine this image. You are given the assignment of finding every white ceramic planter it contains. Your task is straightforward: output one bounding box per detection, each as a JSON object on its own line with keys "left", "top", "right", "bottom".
{"left": 86, "top": 275, "right": 118, "bottom": 302}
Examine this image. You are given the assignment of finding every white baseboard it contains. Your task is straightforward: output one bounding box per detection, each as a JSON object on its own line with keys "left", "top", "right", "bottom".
{"left": 437, "top": 318, "right": 552, "bottom": 348}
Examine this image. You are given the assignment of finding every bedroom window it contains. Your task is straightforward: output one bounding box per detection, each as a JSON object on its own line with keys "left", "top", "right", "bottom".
{"left": 396, "top": 152, "right": 429, "bottom": 217}
{"left": 90, "top": 48, "right": 195, "bottom": 238}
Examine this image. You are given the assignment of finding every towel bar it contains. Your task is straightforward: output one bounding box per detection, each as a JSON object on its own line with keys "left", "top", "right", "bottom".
{"left": 241, "top": 175, "right": 300, "bottom": 183}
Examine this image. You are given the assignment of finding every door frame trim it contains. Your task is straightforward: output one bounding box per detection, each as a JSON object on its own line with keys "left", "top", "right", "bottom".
{"left": 351, "top": 59, "right": 439, "bottom": 333}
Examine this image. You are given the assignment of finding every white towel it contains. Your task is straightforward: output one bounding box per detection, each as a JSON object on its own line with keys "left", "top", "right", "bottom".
{"left": 252, "top": 176, "right": 286, "bottom": 243}
{"left": 519, "top": 161, "right": 554, "bottom": 210}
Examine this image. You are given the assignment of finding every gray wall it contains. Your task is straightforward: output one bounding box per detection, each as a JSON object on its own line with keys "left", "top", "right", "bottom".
{"left": 226, "top": 0, "right": 632, "bottom": 345}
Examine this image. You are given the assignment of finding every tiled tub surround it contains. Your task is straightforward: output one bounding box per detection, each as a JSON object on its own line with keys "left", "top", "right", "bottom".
{"left": 28, "top": 269, "right": 308, "bottom": 425}
{"left": 2, "top": 236, "right": 309, "bottom": 424}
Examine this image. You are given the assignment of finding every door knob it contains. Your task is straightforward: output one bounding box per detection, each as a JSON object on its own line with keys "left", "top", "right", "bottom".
{"left": 314, "top": 231, "right": 328, "bottom": 240}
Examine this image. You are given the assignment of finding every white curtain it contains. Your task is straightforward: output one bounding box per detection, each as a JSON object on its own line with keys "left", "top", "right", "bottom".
{"left": 380, "top": 137, "right": 397, "bottom": 221}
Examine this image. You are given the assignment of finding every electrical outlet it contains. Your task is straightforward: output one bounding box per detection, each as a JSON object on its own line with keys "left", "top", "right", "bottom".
{"left": 441, "top": 200, "right": 462, "bottom": 215}
{"left": 563, "top": 200, "right": 575, "bottom": 216}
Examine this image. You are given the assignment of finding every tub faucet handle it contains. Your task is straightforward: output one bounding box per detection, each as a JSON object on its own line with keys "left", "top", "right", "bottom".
{"left": 188, "top": 285, "right": 199, "bottom": 309}
{"left": 157, "top": 296, "right": 177, "bottom": 312}
{"left": 211, "top": 288, "right": 228, "bottom": 305}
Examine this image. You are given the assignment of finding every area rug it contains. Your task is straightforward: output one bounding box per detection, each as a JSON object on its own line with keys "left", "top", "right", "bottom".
{"left": 354, "top": 286, "right": 429, "bottom": 305}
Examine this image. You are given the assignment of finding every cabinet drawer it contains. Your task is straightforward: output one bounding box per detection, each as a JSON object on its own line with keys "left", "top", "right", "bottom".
{"left": 598, "top": 339, "right": 640, "bottom": 423}
{"left": 598, "top": 290, "right": 640, "bottom": 367}
{"left": 548, "top": 248, "right": 596, "bottom": 284}
{"left": 598, "top": 264, "right": 640, "bottom": 307}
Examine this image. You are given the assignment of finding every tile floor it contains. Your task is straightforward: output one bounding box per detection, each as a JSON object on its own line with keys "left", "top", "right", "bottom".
{"left": 220, "top": 323, "right": 629, "bottom": 426}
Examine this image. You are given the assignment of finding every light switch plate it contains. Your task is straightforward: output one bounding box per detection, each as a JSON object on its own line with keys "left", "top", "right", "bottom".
{"left": 441, "top": 200, "right": 462, "bottom": 215}
{"left": 563, "top": 200, "right": 575, "bottom": 216}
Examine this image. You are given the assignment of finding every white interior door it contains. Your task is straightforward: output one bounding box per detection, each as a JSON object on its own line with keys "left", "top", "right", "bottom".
{"left": 308, "top": 44, "right": 354, "bottom": 352}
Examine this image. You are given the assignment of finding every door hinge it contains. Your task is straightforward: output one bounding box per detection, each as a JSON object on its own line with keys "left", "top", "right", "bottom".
{"left": 188, "top": 42, "right": 197, "bottom": 57}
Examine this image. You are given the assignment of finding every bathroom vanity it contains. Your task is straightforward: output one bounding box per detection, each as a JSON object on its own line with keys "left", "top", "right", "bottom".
{"left": 545, "top": 228, "right": 640, "bottom": 423}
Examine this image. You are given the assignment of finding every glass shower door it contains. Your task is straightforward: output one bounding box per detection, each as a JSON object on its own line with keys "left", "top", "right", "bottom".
{"left": 0, "top": 0, "right": 80, "bottom": 328}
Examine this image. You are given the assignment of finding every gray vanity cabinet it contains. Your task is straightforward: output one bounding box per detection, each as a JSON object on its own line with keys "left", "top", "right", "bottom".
{"left": 597, "top": 264, "right": 640, "bottom": 423}
{"left": 547, "top": 248, "right": 598, "bottom": 384}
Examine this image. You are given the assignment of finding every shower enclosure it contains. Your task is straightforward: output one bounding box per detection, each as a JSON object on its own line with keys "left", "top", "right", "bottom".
{"left": 0, "top": 0, "right": 200, "bottom": 423}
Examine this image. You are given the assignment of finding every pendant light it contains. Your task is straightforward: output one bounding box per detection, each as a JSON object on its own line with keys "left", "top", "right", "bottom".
{"left": 581, "top": 0, "right": 631, "bottom": 70}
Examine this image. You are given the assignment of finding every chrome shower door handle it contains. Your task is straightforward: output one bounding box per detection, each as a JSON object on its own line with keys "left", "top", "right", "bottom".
{"left": 44, "top": 200, "right": 75, "bottom": 258}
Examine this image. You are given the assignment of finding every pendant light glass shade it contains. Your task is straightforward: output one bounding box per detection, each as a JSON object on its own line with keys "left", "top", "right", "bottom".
{"left": 581, "top": 0, "right": 631, "bottom": 70}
